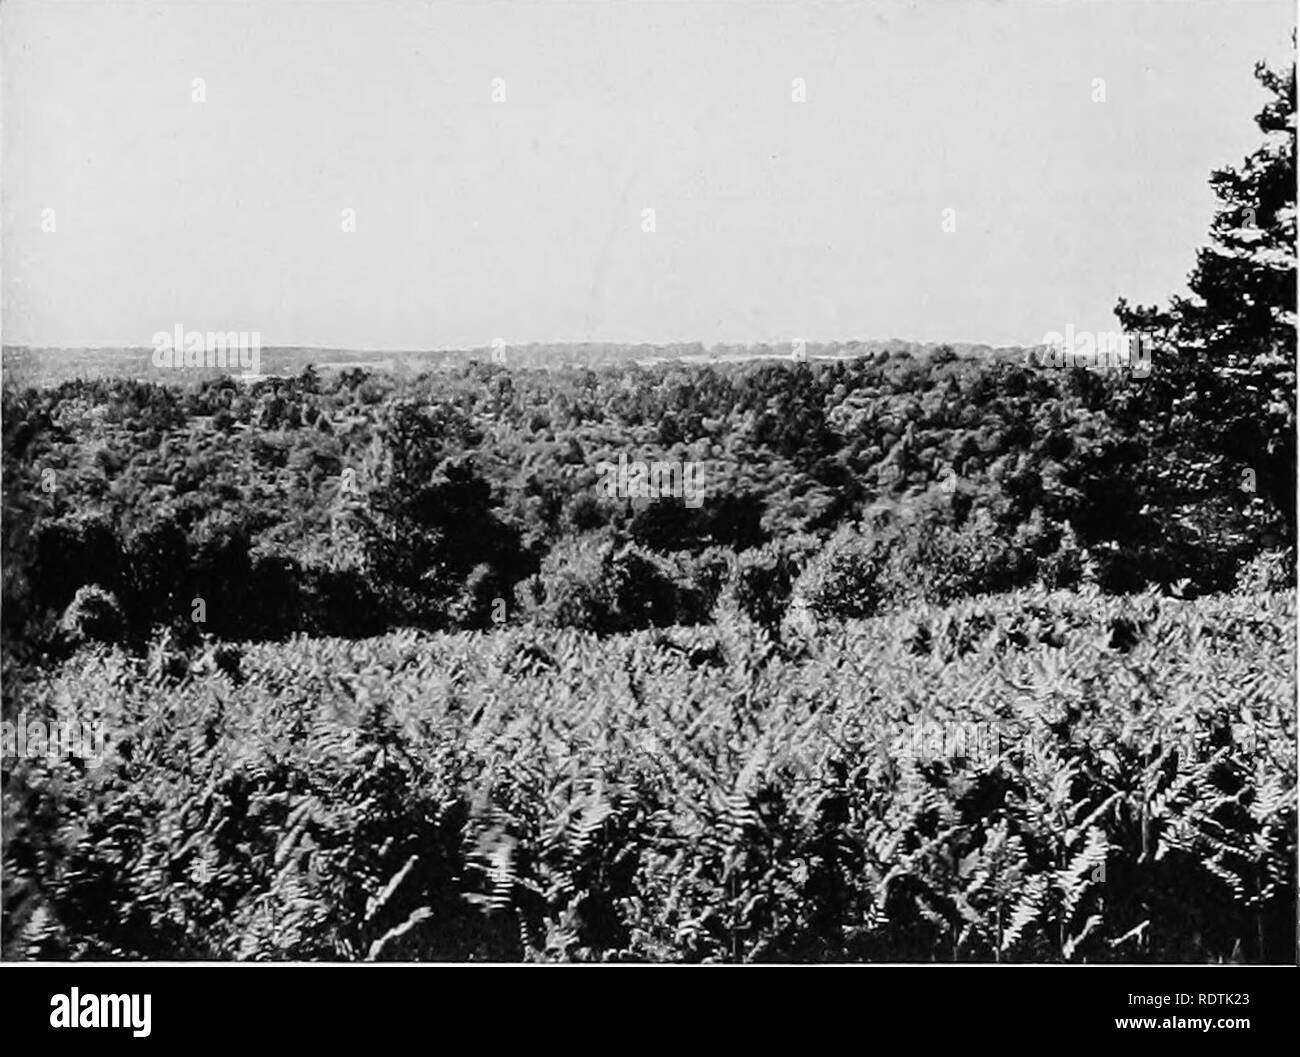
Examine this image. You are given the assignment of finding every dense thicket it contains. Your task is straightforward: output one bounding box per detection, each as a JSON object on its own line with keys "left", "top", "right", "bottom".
{"left": 1, "top": 336, "right": 1289, "bottom": 657}
{"left": 4, "top": 591, "right": 1292, "bottom": 962}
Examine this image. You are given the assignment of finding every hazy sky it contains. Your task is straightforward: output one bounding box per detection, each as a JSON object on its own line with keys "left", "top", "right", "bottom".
{"left": 2, "top": 0, "right": 1294, "bottom": 350}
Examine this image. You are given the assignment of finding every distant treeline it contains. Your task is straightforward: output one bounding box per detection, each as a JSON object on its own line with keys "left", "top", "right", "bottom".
{"left": 1, "top": 337, "right": 1043, "bottom": 387}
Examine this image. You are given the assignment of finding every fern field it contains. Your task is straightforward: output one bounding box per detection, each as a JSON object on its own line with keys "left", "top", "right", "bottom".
{"left": 3, "top": 588, "right": 1295, "bottom": 962}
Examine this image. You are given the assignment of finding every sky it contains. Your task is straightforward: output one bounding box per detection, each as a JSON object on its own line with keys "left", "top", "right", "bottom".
{"left": 1, "top": 0, "right": 1294, "bottom": 351}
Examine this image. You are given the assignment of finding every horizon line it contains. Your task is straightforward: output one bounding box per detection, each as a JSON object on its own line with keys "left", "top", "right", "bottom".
{"left": 2, "top": 336, "right": 1057, "bottom": 355}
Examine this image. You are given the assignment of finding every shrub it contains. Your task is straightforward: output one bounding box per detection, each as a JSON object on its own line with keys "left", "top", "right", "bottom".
{"left": 1235, "top": 547, "right": 1296, "bottom": 593}
{"left": 793, "top": 509, "right": 1083, "bottom": 621}
{"left": 791, "top": 522, "right": 894, "bottom": 621}
{"left": 57, "top": 584, "right": 125, "bottom": 646}
{"left": 721, "top": 540, "right": 815, "bottom": 632}
{"left": 515, "top": 535, "right": 681, "bottom": 633}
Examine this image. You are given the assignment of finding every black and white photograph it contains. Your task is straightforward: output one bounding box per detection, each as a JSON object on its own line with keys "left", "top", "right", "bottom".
{"left": 0, "top": 0, "right": 1296, "bottom": 1032}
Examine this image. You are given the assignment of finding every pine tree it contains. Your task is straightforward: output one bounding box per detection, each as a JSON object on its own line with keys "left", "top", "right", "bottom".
{"left": 1115, "top": 56, "right": 1296, "bottom": 540}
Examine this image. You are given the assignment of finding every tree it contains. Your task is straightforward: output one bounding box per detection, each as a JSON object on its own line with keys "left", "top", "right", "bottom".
{"left": 360, "top": 400, "right": 530, "bottom": 629}
{"left": 1114, "top": 55, "right": 1296, "bottom": 566}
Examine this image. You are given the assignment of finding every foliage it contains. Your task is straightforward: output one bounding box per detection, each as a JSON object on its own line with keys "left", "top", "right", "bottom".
{"left": 5, "top": 342, "right": 1279, "bottom": 648}
{"left": 4, "top": 590, "right": 1293, "bottom": 962}
{"left": 1113, "top": 57, "right": 1296, "bottom": 552}
{"left": 515, "top": 534, "right": 683, "bottom": 634}
{"left": 792, "top": 506, "right": 1084, "bottom": 621}
{"left": 57, "top": 585, "right": 125, "bottom": 648}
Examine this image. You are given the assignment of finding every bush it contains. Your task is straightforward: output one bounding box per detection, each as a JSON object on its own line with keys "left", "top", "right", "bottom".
{"left": 515, "top": 534, "right": 682, "bottom": 633}
{"left": 720, "top": 539, "right": 816, "bottom": 632}
{"left": 57, "top": 584, "right": 125, "bottom": 646}
{"left": 1236, "top": 547, "right": 1296, "bottom": 593}
{"left": 29, "top": 514, "right": 123, "bottom": 618}
{"left": 791, "top": 522, "right": 895, "bottom": 621}
{"left": 793, "top": 508, "right": 1087, "bottom": 622}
